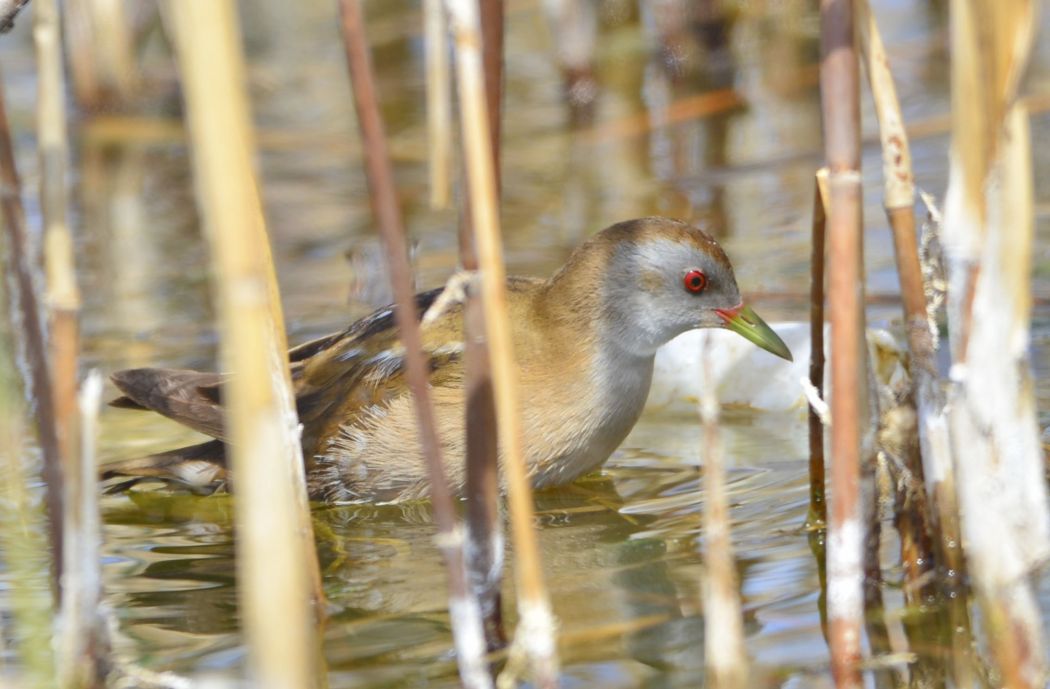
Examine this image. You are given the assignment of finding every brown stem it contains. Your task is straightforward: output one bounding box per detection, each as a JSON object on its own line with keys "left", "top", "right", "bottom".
{"left": 462, "top": 0, "right": 506, "bottom": 655}
{"left": 819, "top": 0, "right": 865, "bottom": 685}
{"left": 338, "top": 2, "right": 492, "bottom": 687}
{"left": 0, "top": 66, "right": 65, "bottom": 596}
{"left": 807, "top": 169, "right": 828, "bottom": 529}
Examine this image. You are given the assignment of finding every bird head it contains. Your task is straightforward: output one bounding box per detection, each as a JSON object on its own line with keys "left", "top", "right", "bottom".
{"left": 559, "top": 217, "right": 792, "bottom": 361}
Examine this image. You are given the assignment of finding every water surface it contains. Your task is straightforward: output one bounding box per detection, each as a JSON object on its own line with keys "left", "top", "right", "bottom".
{"left": 3, "top": 0, "right": 1050, "bottom": 686}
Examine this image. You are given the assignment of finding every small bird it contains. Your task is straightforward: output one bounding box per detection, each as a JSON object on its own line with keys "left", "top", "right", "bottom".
{"left": 103, "top": 217, "right": 791, "bottom": 503}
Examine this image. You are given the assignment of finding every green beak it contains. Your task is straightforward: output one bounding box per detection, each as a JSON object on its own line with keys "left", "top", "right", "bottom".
{"left": 715, "top": 304, "right": 793, "bottom": 361}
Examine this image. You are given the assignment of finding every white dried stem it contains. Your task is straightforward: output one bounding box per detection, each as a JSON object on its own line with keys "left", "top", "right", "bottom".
{"left": 943, "top": 1, "right": 1048, "bottom": 684}
{"left": 421, "top": 270, "right": 477, "bottom": 326}
{"left": 800, "top": 376, "right": 832, "bottom": 426}
{"left": 56, "top": 372, "right": 107, "bottom": 689}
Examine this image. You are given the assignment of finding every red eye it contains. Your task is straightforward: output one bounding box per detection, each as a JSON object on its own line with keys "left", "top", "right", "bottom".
{"left": 683, "top": 269, "right": 707, "bottom": 294}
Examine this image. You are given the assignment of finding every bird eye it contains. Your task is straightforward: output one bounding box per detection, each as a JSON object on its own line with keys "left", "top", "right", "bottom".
{"left": 683, "top": 269, "right": 707, "bottom": 294}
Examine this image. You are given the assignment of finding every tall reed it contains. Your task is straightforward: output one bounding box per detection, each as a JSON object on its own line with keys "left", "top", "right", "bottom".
{"left": 462, "top": 0, "right": 506, "bottom": 654}
{"left": 445, "top": 1, "right": 559, "bottom": 686}
{"left": 336, "top": 2, "right": 492, "bottom": 686}
{"left": 854, "top": 0, "right": 940, "bottom": 607}
{"left": 0, "top": 67, "right": 65, "bottom": 592}
{"left": 166, "top": 2, "right": 322, "bottom": 687}
{"left": 35, "top": 0, "right": 82, "bottom": 558}
{"left": 818, "top": 0, "right": 865, "bottom": 685}
{"left": 807, "top": 168, "right": 828, "bottom": 529}
{"left": 943, "top": 1, "right": 1048, "bottom": 685}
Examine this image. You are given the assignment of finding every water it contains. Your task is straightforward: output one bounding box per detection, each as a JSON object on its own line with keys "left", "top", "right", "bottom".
{"left": 2, "top": 0, "right": 1050, "bottom": 686}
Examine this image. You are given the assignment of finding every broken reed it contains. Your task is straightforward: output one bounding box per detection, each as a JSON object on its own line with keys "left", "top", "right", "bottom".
{"left": 855, "top": 0, "right": 940, "bottom": 611}
{"left": 166, "top": 2, "right": 323, "bottom": 688}
{"left": 336, "top": 2, "right": 492, "bottom": 687}
{"left": 818, "top": 0, "right": 865, "bottom": 686}
{"left": 444, "top": 0, "right": 560, "bottom": 686}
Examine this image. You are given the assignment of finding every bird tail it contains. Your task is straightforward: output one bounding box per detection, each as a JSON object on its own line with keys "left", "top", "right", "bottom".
{"left": 100, "top": 439, "right": 228, "bottom": 494}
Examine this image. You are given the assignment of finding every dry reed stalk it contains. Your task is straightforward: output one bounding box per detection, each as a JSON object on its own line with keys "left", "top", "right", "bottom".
{"left": 943, "top": 1, "right": 1048, "bottom": 685}
{"left": 424, "top": 0, "right": 452, "bottom": 208}
{"left": 56, "top": 372, "right": 107, "bottom": 689}
{"left": 34, "top": 0, "right": 82, "bottom": 552}
{"left": 807, "top": 168, "right": 828, "bottom": 529}
{"left": 818, "top": 0, "right": 864, "bottom": 686}
{"left": 854, "top": 0, "right": 939, "bottom": 606}
{"left": 166, "top": 3, "right": 322, "bottom": 688}
{"left": 463, "top": 0, "right": 506, "bottom": 654}
{"left": 445, "top": 1, "right": 559, "bottom": 687}
{"left": 0, "top": 67, "right": 65, "bottom": 592}
{"left": 42, "top": 0, "right": 109, "bottom": 657}
{"left": 700, "top": 337, "right": 748, "bottom": 689}
{"left": 336, "top": 2, "right": 493, "bottom": 687}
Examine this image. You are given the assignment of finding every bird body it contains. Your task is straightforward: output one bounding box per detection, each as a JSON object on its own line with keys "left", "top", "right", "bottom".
{"left": 104, "top": 218, "right": 791, "bottom": 503}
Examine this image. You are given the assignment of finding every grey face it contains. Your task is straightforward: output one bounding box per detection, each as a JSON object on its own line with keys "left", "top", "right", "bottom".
{"left": 602, "top": 237, "right": 742, "bottom": 356}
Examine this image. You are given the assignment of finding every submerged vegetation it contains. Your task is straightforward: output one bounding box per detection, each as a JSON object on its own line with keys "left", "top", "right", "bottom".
{"left": 0, "top": 0, "right": 1048, "bottom": 688}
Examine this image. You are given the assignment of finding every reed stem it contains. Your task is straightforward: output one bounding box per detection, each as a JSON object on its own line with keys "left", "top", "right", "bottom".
{"left": 35, "top": 0, "right": 82, "bottom": 578}
{"left": 167, "top": 3, "right": 322, "bottom": 687}
{"left": 807, "top": 168, "right": 828, "bottom": 529}
{"left": 854, "top": 0, "right": 940, "bottom": 609}
{"left": 445, "top": 0, "right": 559, "bottom": 686}
{"left": 819, "top": 0, "right": 864, "bottom": 685}
{"left": 943, "top": 2, "right": 1048, "bottom": 685}
{"left": 0, "top": 281, "right": 56, "bottom": 689}
{"left": 463, "top": 0, "right": 506, "bottom": 654}
{"left": 700, "top": 337, "right": 747, "bottom": 689}
{"left": 56, "top": 372, "right": 107, "bottom": 689}
{"left": 337, "top": 2, "right": 493, "bottom": 687}
{"left": 424, "top": 0, "right": 452, "bottom": 209}
{"left": 0, "top": 66, "right": 65, "bottom": 595}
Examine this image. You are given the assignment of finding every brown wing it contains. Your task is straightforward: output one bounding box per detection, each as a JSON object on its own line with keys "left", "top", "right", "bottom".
{"left": 107, "top": 286, "right": 458, "bottom": 456}
{"left": 292, "top": 287, "right": 465, "bottom": 458}
{"left": 111, "top": 368, "right": 228, "bottom": 440}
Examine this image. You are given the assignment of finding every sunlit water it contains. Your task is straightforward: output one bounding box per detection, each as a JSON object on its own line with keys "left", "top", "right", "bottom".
{"left": 3, "top": 0, "right": 1050, "bottom": 686}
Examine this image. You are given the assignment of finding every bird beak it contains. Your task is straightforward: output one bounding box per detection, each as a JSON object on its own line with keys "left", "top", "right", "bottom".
{"left": 714, "top": 304, "right": 793, "bottom": 361}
